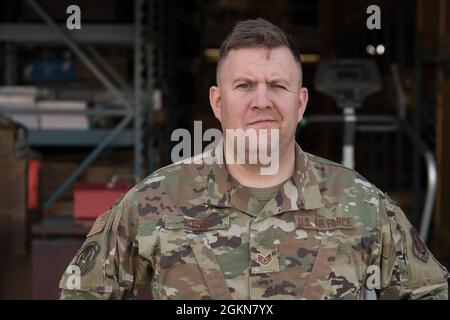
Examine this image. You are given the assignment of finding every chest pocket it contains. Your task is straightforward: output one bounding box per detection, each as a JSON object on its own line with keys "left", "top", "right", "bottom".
{"left": 156, "top": 213, "right": 233, "bottom": 299}
{"left": 276, "top": 214, "right": 363, "bottom": 300}
{"left": 302, "top": 236, "right": 342, "bottom": 299}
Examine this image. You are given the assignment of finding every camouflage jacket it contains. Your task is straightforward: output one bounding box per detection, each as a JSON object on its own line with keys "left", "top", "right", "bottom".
{"left": 60, "top": 142, "right": 448, "bottom": 300}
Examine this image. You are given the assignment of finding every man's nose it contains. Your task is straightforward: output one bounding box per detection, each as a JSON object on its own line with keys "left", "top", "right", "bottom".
{"left": 251, "top": 85, "right": 272, "bottom": 110}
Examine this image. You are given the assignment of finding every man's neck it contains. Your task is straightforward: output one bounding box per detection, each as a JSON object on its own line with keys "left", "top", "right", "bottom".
{"left": 224, "top": 142, "right": 296, "bottom": 188}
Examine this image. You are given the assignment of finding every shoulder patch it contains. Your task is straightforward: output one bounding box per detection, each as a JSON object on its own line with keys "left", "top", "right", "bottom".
{"left": 74, "top": 241, "right": 100, "bottom": 275}
{"left": 411, "top": 227, "right": 429, "bottom": 263}
{"left": 86, "top": 211, "right": 109, "bottom": 237}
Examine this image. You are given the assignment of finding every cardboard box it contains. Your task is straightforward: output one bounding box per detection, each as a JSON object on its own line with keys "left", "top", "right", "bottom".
{"left": 0, "top": 115, "right": 26, "bottom": 156}
{"left": 0, "top": 152, "right": 41, "bottom": 256}
{"left": 0, "top": 116, "right": 41, "bottom": 256}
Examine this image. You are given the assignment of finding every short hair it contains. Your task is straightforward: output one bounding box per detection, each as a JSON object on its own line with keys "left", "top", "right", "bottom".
{"left": 217, "top": 18, "right": 302, "bottom": 85}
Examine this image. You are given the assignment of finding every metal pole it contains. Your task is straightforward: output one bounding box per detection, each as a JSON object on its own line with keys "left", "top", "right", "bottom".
{"left": 392, "top": 64, "right": 405, "bottom": 191}
{"left": 134, "top": 0, "right": 144, "bottom": 182}
{"left": 342, "top": 107, "right": 356, "bottom": 169}
{"left": 4, "top": 42, "right": 16, "bottom": 85}
{"left": 412, "top": 60, "right": 422, "bottom": 228}
{"left": 401, "top": 121, "right": 437, "bottom": 242}
{"left": 145, "top": 0, "right": 155, "bottom": 174}
{"left": 382, "top": 133, "right": 389, "bottom": 189}
{"left": 420, "top": 151, "right": 437, "bottom": 241}
{"left": 306, "top": 114, "right": 397, "bottom": 123}
{"left": 0, "top": 107, "right": 129, "bottom": 116}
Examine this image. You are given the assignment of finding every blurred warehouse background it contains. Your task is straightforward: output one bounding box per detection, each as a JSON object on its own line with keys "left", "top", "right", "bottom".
{"left": 0, "top": 0, "right": 449, "bottom": 299}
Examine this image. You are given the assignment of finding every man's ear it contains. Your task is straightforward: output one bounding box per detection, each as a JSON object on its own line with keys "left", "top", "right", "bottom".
{"left": 209, "top": 85, "right": 222, "bottom": 121}
{"left": 297, "top": 87, "right": 308, "bottom": 123}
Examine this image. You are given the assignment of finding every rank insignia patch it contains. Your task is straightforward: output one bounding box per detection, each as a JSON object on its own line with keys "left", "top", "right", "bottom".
{"left": 257, "top": 253, "right": 273, "bottom": 266}
{"left": 251, "top": 247, "right": 279, "bottom": 274}
{"left": 411, "top": 227, "right": 429, "bottom": 263}
{"left": 75, "top": 241, "right": 100, "bottom": 275}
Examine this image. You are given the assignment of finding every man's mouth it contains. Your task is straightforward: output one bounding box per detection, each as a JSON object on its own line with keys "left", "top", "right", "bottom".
{"left": 248, "top": 119, "right": 277, "bottom": 125}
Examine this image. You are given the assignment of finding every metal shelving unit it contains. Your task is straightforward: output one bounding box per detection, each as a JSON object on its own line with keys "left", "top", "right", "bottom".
{"left": 27, "top": 129, "right": 135, "bottom": 147}
{"left": 0, "top": 0, "right": 157, "bottom": 212}
{"left": 0, "top": 23, "right": 135, "bottom": 45}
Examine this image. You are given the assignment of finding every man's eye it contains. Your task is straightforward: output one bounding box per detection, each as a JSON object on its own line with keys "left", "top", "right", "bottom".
{"left": 237, "top": 83, "right": 250, "bottom": 89}
{"left": 272, "top": 84, "right": 286, "bottom": 89}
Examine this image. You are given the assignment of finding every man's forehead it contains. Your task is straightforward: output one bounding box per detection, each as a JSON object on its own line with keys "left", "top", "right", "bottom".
{"left": 225, "top": 46, "right": 293, "bottom": 64}
{"left": 222, "top": 47, "right": 299, "bottom": 79}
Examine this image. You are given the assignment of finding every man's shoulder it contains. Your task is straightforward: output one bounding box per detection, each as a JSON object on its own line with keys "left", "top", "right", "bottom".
{"left": 305, "top": 152, "right": 390, "bottom": 203}
{"left": 305, "top": 152, "right": 361, "bottom": 179}
{"left": 145, "top": 149, "right": 216, "bottom": 182}
{"left": 140, "top": 155, "right": 209, "bottom": 188}
{"left": 304, "top": 152, "right": 400, "bottom": 232}
{"left": 120, "top": 154, "right": 211, "bottom": 216}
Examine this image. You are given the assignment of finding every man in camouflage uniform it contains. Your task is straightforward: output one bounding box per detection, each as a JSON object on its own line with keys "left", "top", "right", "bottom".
{"left": 60, "top": 19, "right": 448, "bottom": 299}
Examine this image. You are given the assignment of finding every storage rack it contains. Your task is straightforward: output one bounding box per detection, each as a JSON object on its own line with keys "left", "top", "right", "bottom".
{"left": 0, "top": 0, "right": 173, "bottom": 213}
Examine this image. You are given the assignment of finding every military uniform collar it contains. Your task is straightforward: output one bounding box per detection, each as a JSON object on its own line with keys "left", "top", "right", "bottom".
{"left": 203, "top": 139, "right": 324, "bottom": 219}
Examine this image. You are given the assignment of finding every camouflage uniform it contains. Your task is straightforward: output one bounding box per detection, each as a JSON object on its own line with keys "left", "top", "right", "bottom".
{"left": 60, "top": 141, "right": 448, "bottom": 299}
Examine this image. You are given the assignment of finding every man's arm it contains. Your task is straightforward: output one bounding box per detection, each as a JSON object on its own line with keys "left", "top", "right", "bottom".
{"left": 59, "top": 188, "right": 151, "bottom": 300}
{"left": 374, "top": 195, "right": 448, "bottom": 300}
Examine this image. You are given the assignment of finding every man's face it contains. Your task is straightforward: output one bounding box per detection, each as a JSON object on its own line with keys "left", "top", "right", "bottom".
{"left": 210, "top": 46, "right": 308, "bottom": 153}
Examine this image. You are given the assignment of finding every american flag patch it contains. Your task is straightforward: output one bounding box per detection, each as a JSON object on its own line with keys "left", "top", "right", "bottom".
{"left": 87, "top": 212, "right": 109, "bottom": 237}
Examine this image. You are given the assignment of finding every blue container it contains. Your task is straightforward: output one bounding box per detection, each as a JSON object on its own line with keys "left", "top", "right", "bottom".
{"left": 23, "top": 58, "right": 75, "bottom": 81}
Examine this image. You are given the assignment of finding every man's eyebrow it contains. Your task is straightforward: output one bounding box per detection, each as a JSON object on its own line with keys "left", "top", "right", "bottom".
{"left": 231, "top": 77, "right": 292, "bottom": 87}
{"left": 232, "top": 77, "right": 253, "bottom": 85}
{"left": 268, "top": 78, "right": 290, "bottom": 86}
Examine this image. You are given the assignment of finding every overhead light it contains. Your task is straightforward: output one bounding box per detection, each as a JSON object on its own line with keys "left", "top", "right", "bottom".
{"left": 300, "top": 54, "right": 320, "bottom": 63}
{"left": 204, "top": 48, "right": 219, "bottom": 62}
{"left": 366, "top": 45, "right": 376, "bottom": 55}
{"left": 376, "top": 44, "right": 385, "bottom": 55}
